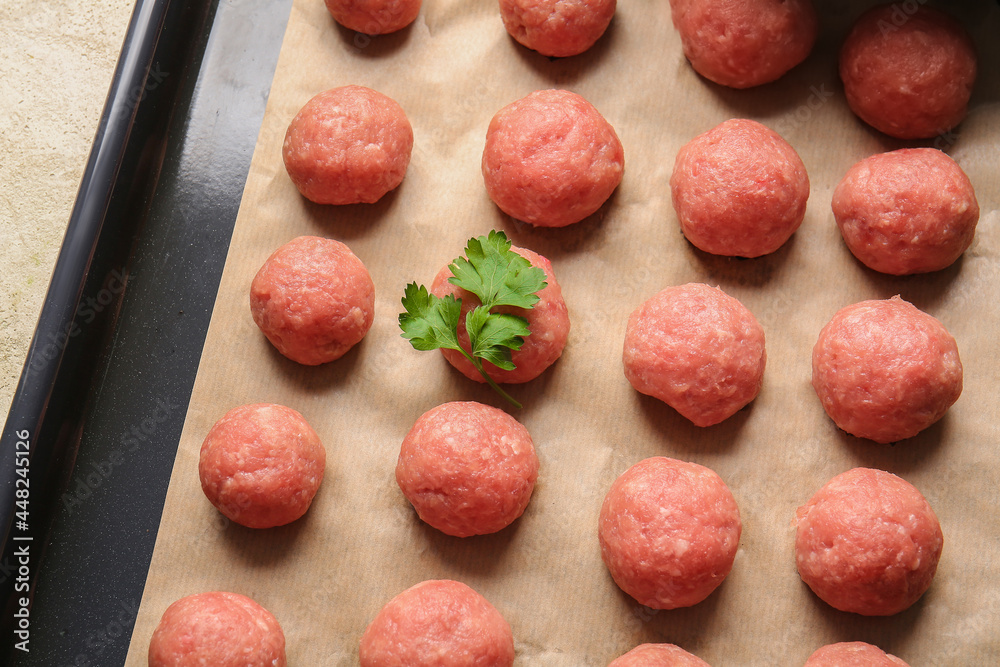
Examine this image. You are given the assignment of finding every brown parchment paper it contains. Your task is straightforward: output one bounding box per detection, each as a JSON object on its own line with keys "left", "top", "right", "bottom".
{"left": 124, "top": 0, "right": 1000, "bottom": 664}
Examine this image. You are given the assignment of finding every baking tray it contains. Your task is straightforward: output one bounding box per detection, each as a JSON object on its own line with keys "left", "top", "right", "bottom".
{"left": 0, "top": 0, "right": 292, "bottom": 662}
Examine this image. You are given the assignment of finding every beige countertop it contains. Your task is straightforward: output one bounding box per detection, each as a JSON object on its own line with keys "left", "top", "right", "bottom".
{"left": 0, "top": 0, "right": 135, "bottom": 418}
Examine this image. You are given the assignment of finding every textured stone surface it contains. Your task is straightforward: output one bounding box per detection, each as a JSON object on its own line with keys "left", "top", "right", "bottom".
{"left": 0, "top": 0, "right": 134, "bottom": 418}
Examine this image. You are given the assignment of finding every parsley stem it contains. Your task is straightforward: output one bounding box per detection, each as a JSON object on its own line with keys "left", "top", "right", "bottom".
{"left": 479, "top": 369, "right": 522, "bottom": 410}
{"left": 456, "top": 348, "right": 522, "bottom": 409}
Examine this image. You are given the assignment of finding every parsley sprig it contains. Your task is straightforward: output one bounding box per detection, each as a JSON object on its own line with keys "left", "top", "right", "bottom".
{"left": 399, "top": 230, "right": 547, "bottom": 408}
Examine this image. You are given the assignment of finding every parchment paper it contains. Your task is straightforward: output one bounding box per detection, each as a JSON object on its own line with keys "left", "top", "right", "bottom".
{"left": 124, "top": 0, "right": 1000, "bottom": 664}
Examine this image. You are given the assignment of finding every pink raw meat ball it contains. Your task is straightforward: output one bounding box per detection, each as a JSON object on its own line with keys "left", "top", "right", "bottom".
{"left": 359, "top": 580, "right": 515, "bottom": 666}
{"left": 283, "top": 85, "right": 413, "bottom": 204}
{"left": 812, "top": 296, "right": 962, "bottom": 443}
{"left": 148, "top": 591, "right": 286, "bottom": 667}
{"left": 832, "top": 148, "right": 980, "bottom": 275}
{"left": 324, "top": 0, "right": 421, "bottom": 34}
{"left": 668, "top": 0, "right": 818, "bottom": 88}
{"left": 840, "top": 5, "right": 977, "bottom": 139}
{"left": 804, "top": 641, "right": 911, "bottom": 667}
{"left": 199, "top": 403, "right": 326, "bottom": 529}
{"left": 599, "top": 457, "right": 742, "bottom": 610}
{"left": 250, "top": 236, "right": 375, "bottom": 366}
{"left": 431, "top": 245, "right": 569, "bottom": 384}
{"left": 482, "top": 89, "right": 624, "bottom": 227}
{"left": 795, "top": 468, "right": 943, "bottom": 616}
{"left": 396, "top": 401, "right": 539, "bottom": 537}
{"left": 609, "top": 643, "right": 712, "bottom": 666}
{"left": 670, "top": 118, "right": 810, "bottom": 257}
{"left": 623, "top": 283, "right": 766, "bottom": 427}
{"left": 499, "top": 0, "right": 616, "bottom": 57}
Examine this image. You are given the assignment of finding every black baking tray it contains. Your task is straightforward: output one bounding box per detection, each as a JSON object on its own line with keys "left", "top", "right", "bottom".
{"left": 0, "top": 0, "right": 292, "bottom": 662}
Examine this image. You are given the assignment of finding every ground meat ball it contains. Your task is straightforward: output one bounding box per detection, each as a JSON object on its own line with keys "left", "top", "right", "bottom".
{"left": 282, "top": 86, "right": 413, "bottom": 204}
{"left": 668, "top": 0, "right": 817, "bottom": 89}
{"left": 499, "top": 0, "right": 616, "bottom": 57}
{"left": 795, "top": 468, "right": 943, "bottom": 616}
{"left": 250, "top": 236, "right": 375, "bottom": 366}
{"left": 148, "top": 591, "right": 286, "bottom": 667}
{"left": 324, "top": 0, "right": 421, "bottom": 34}
{"left": 670, "top": 119, "right": 809, "bottom": 258}
{"left": 840, "top": 5, "right": 977, "bottom": 139}
{"left": 482, "top": 89, "right": 624, "bottom": 227}
{"left": 623, "top": 283, "right": 766, "bottom": 427}
{"left": 804, "top": 641, "right": 911, "bottom": 667}
{"left": 199, "top": 403, "right": 326, "bottom": 529}
{"left": 396, "top": 401, "right": 539, "bottom": 537}
{"left": 599, "top": 457, "right": 741, "bottom": 610}
{"left": 431, "top": 246, "right": 569, "bottom": 384}
{"left": 812, "top": 297, "right": 962, "bottom": 443}
{"left": 832, "top": 148, "right": 980, "bottom": 275}
{"left": 359, "top": 580, "right": 515, "bottom": 666}
{"left": 609, "top": 643, "right": 712, "bottom": 666}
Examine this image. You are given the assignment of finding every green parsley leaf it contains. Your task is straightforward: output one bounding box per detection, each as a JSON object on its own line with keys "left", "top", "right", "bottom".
{"left": 398, "top": 230, "right": 547, "bottom": 408}
{"left": 466, "top": 306, "right": 530, "bottom": 371}
{"left": 448, "top": 230, "right": 547, "bottom": 310}
{"left": 399, "top": 283, "right": 463, "bottom": 352}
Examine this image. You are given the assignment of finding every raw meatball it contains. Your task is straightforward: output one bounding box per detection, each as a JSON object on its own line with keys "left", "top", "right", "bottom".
{"left": 670, "top": 119, "right": 809, "bottom": 258}
{"left": 199, "top": 403, "right": 326, "bottom": 529}
{"left": 325, "top": 0, "right": 421, "bottom": 34}
{"left": 283, "top": 85, "right": 413, "bottom": 204}
{"left": 148, "top": 591, "right": 286, "bottom": 667}
{"left": 804, "top": 641, "right": 910, "bottom": 667}
{"left": 359, "top": 580, "right": 515, "bottom": 666}
{"left": 482, "top": 89, "right": 624, "bottom": 227}
{"left": 396, "top": 401, "right": 539, "bottom": 537}
{"left": 840, "top": 5, "right": 977, "bottom": 139}
{"left": 499, "top": 0, "right": 616, "bottom": 57}
{"left": 795, "top": 468, "right": 943, "bottom": 616}
{"left": 431, "top": 245, "right": 569, "bottom": 384}
{"left": 599, "top": 457, "right": 742, "bottom": 609}
{"left": 623, "top": 283, "right": 766, "bottom": 427}
{"left": 610, "top": 643, "right": 712, "bottom": 666}
{"left": 250, "top": 236, "right": 375, "bottom": 366}
{"left": 812, "top": 297, "right": 962, "bottom": 443}
{"left": 832, "top": 148, "right": 980, "bottom": 275}
{"left": 668, "top": 0, "right": 818, "bottom": 89}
